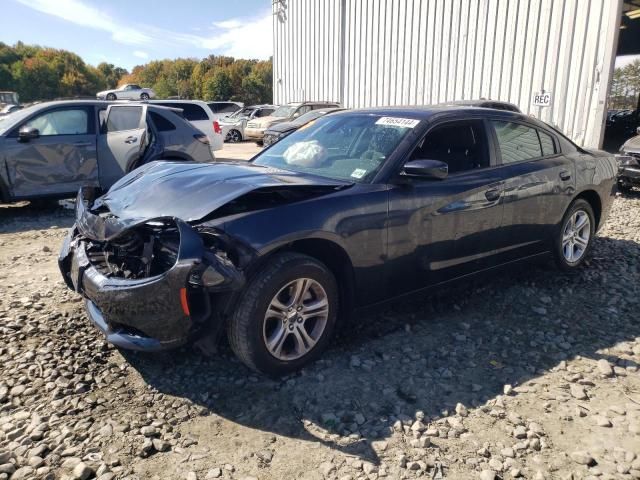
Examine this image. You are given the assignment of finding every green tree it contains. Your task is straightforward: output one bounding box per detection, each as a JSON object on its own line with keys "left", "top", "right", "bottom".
{"left": 203, "top": 70, "right": 233, "bottom": 101}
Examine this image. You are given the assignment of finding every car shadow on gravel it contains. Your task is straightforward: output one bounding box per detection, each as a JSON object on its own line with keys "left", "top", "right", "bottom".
{"left": 124, "top": 235, "right": 640, "bottom": 466}
{"left": 0, "top": 201, "right": 74, "bottom": 234}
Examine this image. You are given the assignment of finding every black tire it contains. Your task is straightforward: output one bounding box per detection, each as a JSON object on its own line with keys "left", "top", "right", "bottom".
{"left": 140, "top": 93, "right": 150, "bottom": 100}
{"left": 226, "top": 129, "right": 241, "bottom": 143}
{"left": 227, "top": 252, "right": 339, "bottom": 375}
{"left": 553, "top": 199, "right": 595, "bottom": 271}
{"left": 106, "top": 93, "right": 116, "bottom": 101}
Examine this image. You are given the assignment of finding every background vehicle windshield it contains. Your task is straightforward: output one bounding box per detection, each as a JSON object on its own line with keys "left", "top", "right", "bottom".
{"left": 272, "top": 105, "right": 297, "bottom": 118}
{"left": 253, "top": 114, "right": 416, "bottom": 183}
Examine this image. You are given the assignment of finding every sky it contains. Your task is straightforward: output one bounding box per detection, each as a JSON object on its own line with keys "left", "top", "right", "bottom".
{"left": 2, "top": 0, "right": 273, "bottom": 70}
{"left": 2, "top": 0, "right": 637, "bottom": 73}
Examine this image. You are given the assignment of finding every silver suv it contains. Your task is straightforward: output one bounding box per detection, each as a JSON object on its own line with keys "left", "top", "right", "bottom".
{"left": 0, "top": 100, "right": 213, "bottom": 202}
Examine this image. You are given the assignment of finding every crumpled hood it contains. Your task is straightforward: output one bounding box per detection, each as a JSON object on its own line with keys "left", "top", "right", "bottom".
{"left": 622, "top": 134, "right": 640, "bottom": 154}
{"left": 92, "top": 160, "right": 348, "bottom": 225}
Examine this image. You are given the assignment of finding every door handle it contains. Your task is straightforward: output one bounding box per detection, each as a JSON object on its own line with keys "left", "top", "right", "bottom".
{"left": 72, "top": 142, "right": 93, "bottom": 147}
{"left": 124, "top": 136, "right": 138, "bottom": 144}
{"left": 559, "top": 170, "right": 571, "bottom": 181}
{"left": 485, "top": 188, "right": 502, "bottom": 201}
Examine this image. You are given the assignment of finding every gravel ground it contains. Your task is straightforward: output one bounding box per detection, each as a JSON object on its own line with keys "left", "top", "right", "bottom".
{"left": 0, "top": 193, "right": 639, "bottom": 480}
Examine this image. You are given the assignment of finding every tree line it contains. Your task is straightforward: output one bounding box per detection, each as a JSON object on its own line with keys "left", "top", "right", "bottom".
{"left": 608, "top": 59, "right": 640, "bottom": 111}
{"left": 0, "top": 41, "right": 273, "bottom": 105}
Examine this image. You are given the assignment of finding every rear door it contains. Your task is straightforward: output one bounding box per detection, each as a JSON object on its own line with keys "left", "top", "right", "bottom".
{"left": 4, "top": 105, "right": 98, "bottom": 198}
{"left": 488, "top": 119, "right": 576, "bottom": 258}
{"left": 97, "top": 104, "right": 148, "bottom": 189}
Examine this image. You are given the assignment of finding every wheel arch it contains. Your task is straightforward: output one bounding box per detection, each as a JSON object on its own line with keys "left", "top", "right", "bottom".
{"left": 573, "top": 189, "right": 602, "bottom": 230}
{"left": 247, "top": 237, "right": 356, "bottom": 325}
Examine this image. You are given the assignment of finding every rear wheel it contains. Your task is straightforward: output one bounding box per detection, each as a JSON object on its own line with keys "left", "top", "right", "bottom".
{"left": 227, "top": 253, "right": 338, "bottom": 375}
{"left": 140, "top": 93, "right": 150, "bottom": 100}
{"left": 106, "top": 93, "right": 116, "bottom": 101}
{"left": 226, "top": 129, "right": 241, "bottom": 143}
{"left": 553, "top": 199, "right": 595, "bottom": 271}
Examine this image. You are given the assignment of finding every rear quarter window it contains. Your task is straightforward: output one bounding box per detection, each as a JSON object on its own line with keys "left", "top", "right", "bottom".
{"left": 149, "top": 111, "right": 176, "bottom": 131}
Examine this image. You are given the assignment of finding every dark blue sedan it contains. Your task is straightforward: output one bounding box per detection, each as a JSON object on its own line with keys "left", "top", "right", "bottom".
{"left": 59, "top": 106, "right": 617, "bottom": 375}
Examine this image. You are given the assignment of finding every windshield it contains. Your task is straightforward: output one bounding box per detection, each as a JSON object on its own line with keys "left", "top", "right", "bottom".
{"left": 0, "top": 103, "right": 40, "bottom": 135}
{"left": 228, "top": 107, "right": 256, "bottom": 119}
{"left": 271, "top": 105, "right": 298, "bottom": 118}
{"left": 292, "top": 109, "right": 333, "bottom": 126}
{"left": 253, "top": 114, "right": 418, "bottom": 183}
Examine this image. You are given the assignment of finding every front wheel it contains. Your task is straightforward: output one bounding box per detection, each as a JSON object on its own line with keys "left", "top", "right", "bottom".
{"left": 106, "top": 93, "right": 116, "bottom": 101}
{"left": 140, "top": 93, "right": 150, "bottom": 100}
{"left": 227, "top": 253, "right": 338, "bottom": 375}
{"left": 226, "top": 129, "right": 241, "bottom": 143}
{"left": 553, "top": 199, "right": 595, "bottom": 271}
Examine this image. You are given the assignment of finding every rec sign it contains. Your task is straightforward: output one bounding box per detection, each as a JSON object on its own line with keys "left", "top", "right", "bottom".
{"left": 533, "top": 91, "right": 552, "bottom": 107}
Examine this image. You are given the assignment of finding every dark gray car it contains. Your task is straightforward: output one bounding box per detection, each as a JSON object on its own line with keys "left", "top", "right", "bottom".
{"left": 0, "top": 100, "right": 214, "bottom": 202}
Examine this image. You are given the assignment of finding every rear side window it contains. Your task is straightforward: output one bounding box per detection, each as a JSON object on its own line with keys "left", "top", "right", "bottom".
{"left": 491, "top": 121, "right": 542, "bottom": 163}
{"left": 149, "top": 111, "right": 176, "bottom": 131}
{"left": 539, "top": 130, "right": 556, "bottom": 156}
{"left": 107, "top": 106, "right": 142, "bottom": 132}
{"left": 162, "top": 103, "right": 208, "bottom": 121}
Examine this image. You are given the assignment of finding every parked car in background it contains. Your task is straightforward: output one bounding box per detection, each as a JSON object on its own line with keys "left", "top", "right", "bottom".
{"left": 207, "top": 101, "right": 244, "bottom": 116}
{"left": 263, "top": 107, "right": 346, "bottom": 147}
{"left": 244, "top": 101, "right": 341, "bottom": 143}
{"left": 150, "top": 100, "right": 224, "bottom": 151}
{"left": 607, "top": 109, "right": 639, "bottom": 137}
{"left": 443, "top": 99, "right": 521, "bottom": 112}
{"left": 617, "top": 126, "right": 640, "bottom": 193}
{"left": 59, "top": 106, "right": 615, "bottom": 375}
{"left": 0, "top": 104, "right": 22, "bottom": 116}
{"left": 221, "top": 104, "right": 277, "bottom": 143}
{"left": 96, "top": 84, "right": 156, "bottom": 101}
{"left": 0, "top": 91, "right": 19, "bottom": 108}
{"left": 0, "top": 100, "right": 213, "bottom": 203}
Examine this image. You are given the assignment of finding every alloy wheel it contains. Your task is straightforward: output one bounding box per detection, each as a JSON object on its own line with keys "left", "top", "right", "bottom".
{"left": 262, "top": 278, "right": 329, "bottom": 361}
{"left": 227, "top": 130, "right": 241, "bottom": 142}
{"left": 562, "top": 209, "right": 591, "bottom": 263}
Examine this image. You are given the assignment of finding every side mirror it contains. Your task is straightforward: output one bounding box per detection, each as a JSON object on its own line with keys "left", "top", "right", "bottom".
{"left": 292, "top": 111, "right": 301, "bottom": 118}
{"left": 18, "top": 126, "right": 39, "bottom": 142}
{"left": 402, "top": 159, "right": 448, "bottom": 180}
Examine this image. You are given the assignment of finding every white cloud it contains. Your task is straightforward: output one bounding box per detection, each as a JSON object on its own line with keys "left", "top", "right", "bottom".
{"left": 16, "top": 0, "right": 152, "bottom": 46}
{"left": 15, "top": 0, "right": 273, "bottom": 59}
{"left": 202, "top": 14, "right": 272, "bottom": 59}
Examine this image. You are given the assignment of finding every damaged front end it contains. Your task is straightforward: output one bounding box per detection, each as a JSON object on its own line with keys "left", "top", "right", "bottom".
{"left": 59, "top": 187, "right": 246, "bottom": 351}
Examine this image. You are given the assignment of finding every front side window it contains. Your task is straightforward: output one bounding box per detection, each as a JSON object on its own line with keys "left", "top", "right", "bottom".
{"left": 253, "top": 114, "right": 415, "bottom": 183}
{"left": 107, "top": 106, "right": 142, "bottom": 132}
{"left": 409, "top": 121, "right": 489, "bottom": 174}
{"left": 24, "top": 109, "right": 88, "bottom": 136}
{"left": 491, "top": 121, "right": 543, "bottom": 163}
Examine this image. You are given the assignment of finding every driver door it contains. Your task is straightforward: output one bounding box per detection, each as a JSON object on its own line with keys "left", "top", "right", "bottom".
{"left": 4, "top": 106, "right": 98, "bottom": 198}
{"left": 97, "top": 104, "right": 149, "bottom": 189}
{"left": 386, "top": 118, "right": 506, "bottom": 295}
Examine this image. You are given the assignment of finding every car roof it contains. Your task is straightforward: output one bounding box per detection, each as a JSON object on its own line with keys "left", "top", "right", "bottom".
{"left": 330, "top": 105, "right": 552, "bottom": 128}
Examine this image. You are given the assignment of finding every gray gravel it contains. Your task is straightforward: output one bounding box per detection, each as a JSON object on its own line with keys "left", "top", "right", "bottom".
{"left": 1, "top": 193, "right": 640, "bottom": 479}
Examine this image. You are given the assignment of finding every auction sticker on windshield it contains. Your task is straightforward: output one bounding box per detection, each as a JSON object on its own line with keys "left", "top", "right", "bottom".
{"left": 375, "top": 117, "right": 420, "bottom": 128}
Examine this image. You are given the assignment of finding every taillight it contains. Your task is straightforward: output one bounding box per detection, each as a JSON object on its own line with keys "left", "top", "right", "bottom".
{"left": 194, "top": 134, "right": 210, "bottom": 145}
{"left": 213, "top": 121, "right": 222, "bottom": 134}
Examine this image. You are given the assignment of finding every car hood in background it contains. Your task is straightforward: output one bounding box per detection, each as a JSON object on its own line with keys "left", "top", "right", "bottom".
{"left": 265, "top": 120, "right": 303, "bottom": 134}
{"left": 88, "top": 161, "right": 348, "bottom": 232}
{"left": 622, "top": 135, "right": 640, "bottom": 154}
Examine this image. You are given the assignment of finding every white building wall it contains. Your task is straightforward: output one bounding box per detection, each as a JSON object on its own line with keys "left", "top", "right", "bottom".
{"left": 272, "top": 0, "right": 622, "bottom": 148}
